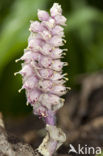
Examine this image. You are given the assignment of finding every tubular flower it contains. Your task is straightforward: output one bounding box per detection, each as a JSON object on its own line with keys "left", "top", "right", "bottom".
{"left": 15, "top": 3, "right": 69, "bottom": 156}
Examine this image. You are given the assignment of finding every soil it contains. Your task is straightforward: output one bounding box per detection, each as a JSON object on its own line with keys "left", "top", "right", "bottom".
{"left": 0, "top": 71, "right": 103, "bottom": 156}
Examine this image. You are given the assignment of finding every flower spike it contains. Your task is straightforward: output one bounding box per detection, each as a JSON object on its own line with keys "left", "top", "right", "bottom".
{"left": 15, "top": 3, "right": 69, "bottom": 156}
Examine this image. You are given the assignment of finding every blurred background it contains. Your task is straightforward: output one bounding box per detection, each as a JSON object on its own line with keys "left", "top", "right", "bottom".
{"left": 0, "top": 0, "right": 103, "bottom": 155}
{"left": 0, "top": 0, "right": 103, "bottom": 117}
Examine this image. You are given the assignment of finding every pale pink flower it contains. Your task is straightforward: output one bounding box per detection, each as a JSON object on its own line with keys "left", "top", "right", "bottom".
{"left": 50, "top": 3, "right": 62, "bottom": 17}
{"left": 38, "top": 10, "right": 49, "bottom": 21}
{"left": 54, "top": 15, "right": 67, "bottom": 26}
{"left": 30, "top": 21, "right": 43, "bottom": 32}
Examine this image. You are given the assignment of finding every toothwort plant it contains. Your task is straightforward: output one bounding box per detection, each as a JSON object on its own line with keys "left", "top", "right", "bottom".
{"left": 15, "top": 3, "right": 69, "bottom": 156}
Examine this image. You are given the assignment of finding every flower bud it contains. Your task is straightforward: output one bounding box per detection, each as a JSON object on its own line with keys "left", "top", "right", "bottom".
{"left": 38, "top": 10, "right": 49, "bottom": 21}
{"left": 30, "top": 21, "right": 43, "bottom": 32}
{"left": 50, "top": 3, "right": 62, "bottom": 17}
{"left": 54, "top": 15, "right": 67, "bottom": 26}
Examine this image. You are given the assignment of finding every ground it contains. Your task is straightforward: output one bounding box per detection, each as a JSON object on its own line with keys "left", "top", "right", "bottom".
{"left": 0, "top": 71, "right": 103, "bottom": 156}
